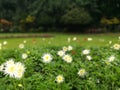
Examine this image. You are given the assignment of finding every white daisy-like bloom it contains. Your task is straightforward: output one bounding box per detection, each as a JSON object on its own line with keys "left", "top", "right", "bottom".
{"left": 82, "top": 49, "right": 90, "bottom": 55}
{"left": 4, "top": 60, "right": 25, "bottom": 79}
{"left": 68, "top": 45, "right": 73, "bottom": 51}
{"left": 3, "top": 41, "right": 7, "bottom": 45}
{"left": 14, "top": 62, "right": 25, "bottom": 79}
{"left": 56, "top": 75, "right": 64, "bottom": 83}
{"left": 19, "top": 44, "right": 24, "bottom": 49}
{"left": 86, "top": 55, "right": 92, "bottom": 60}
{"left": 87, "top": 38, "right": 92, "bottom": 41}
{"left": 22, "top": 53, "right": 28, "bottom": 59}
{"left": 78, "top": 69, "right": 87, "bottom": 77}
{"left": 4, "top": 62, "right": 17, "bottom": 77}
{"left": 0, "top": 64, "right": 4, "bottom": 71}
{"left": 113, "top": 44, "right": 120, "bottom": 50}
{"left": 23, "top": 40, "right": 27, "bottom": 43}
{"left": 73, "top": 37, "right": 77, "bottom": 41}
{"left": 57, "top": 50, "right": 65, "bottom": 57}
{"left": 108, "top": 56, "right": 115, "bottom": 62}
{"left": 67, "top": 38, "right": 71, "bottom": 43}
{"left": 63, "top": 54, "right": 72, "bottom": 63}
{"left": 5, "top": 59, "right": 15, "bottom": 66}
{"left": 63, "top": 46, "right": 68, "bottom": 52}
{"left": 42, "top": 53, "right": 53, "bottom": 63}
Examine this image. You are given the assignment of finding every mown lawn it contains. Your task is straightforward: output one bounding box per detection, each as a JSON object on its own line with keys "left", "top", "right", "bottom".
{"left": 0, "top": 33, "right": 120, "bottom": 49}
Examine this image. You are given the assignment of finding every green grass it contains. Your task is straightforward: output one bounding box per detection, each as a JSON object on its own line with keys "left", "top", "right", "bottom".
{"left": 0, "top": 33, "right": 120, "bottom": 49}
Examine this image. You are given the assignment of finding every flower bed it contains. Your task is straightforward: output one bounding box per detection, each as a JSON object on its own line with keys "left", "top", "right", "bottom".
{"left": 0, "top": 46, "right": 120, "bottom": 90}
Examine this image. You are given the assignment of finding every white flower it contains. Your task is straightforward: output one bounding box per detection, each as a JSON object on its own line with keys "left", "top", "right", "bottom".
{"left": 57, "top": 50, "right": 65, "bottom": 57}
{"left": 42, "top": 53, "right": 53, "bottom": 63}
{"left": 63, "top": 54, "right": 72, "bottom": 63}
{"left": 87, "top": 38, "right": 92, "bottom": 41}
{"left": 78, "top": 69, "right": 86, "bottom": 77}
{"left": 3, "top": 41, "right": 7, "bottom": 45}
{"left": 82, "top": 49, "right": 90, "bottom": 55}
{"left": 113, "top": 44, "right": 120, "bottom": 50}
{"left": 86, "top": 55, "right": 92, "bottom": 60}
{"left": 68, "top": 45, "right": 73, "bottom": 51}
{"left": 5, "top": 59, "right": 15, "bottom": 66}
{"left": 108, "top": 56, "right": 115, "bottom": 62}
{"left": 19, "top": 44, "right": 24, "bottom": 49}
{"left": 73, "top": 37, "right": 77, "bottom": 41}
{"left": 56, "top": 75, "right": 64, "bottom": 83}
{"left": 109, "top": 41, "right": 112, "bottom": 44}
{"left": 14, "top": 62, "right": 25, "bottom": 79}
{"left": 4, "top": 60, "right": 25, "bottom": 79}
{"left": 63, "top": 46, "right": 68, "bottom": 52}
{"left": 0, "top": 64, "right": 4, "bottom": 71}
{"left": 22, "top": 53, "right": 28, "bottom": 59}
{"left": 4, "top": 62, "right": 17, "bottom": 77}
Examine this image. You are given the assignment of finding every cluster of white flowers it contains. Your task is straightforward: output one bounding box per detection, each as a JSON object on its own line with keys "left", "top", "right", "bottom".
{"left": 62, "top": 45, "right": 73, "bottom": 52}
{"left": 0, "top": 59, "right": 25, "bottom": 79}
{"left": 57, "top": 46, "right": 73, "bottom": 63}
{"left": 63, "top": 54, "right": 72, "bottom": 63}
{"left": 82, "top": 49, "right": 92, "bottom": 61}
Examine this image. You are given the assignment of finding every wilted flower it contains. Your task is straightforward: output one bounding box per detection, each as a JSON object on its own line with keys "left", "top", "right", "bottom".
{"left": 86, "top": 55, "right": 92, "bottom": 60}
{"left": 22, "top": 53, "right": 28, "bottom": 59}
{"left": 113, "top": 44, "right": 120, "bottom": 50}
{"left": 42, "top": 53, "right": 53, "bottom": 63}
{"left": 56, "top": 75, "right": 64, "bottom": 83}
{"left": 82, "top": 49, "right": 90, "bottom": 55}
{"left": 63, "top": 54, "right": 72, "bottom": 63}
{"left": 57, "top": 50, "right": 65, "bottom": 57}
{"left": 78, "top": 69, "right": 87, "bottom": 77}
{"left": 19, "top": 44, "right": 24, "bottom": 49}
{"left": 68, "top": 45, "right": 73, "bottom": 51}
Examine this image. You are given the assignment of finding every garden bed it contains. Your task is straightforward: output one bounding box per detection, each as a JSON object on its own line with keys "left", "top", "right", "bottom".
{"left": 0, "top": 46, "right": 120, "bottom": 90}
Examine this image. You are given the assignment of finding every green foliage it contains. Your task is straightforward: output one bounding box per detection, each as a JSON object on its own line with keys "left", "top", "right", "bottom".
{"left": 0, "top": 46, "right": 120, "bottom": 90}
{"left": 61, "top": 8, "right": 92, "bottom": 25}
